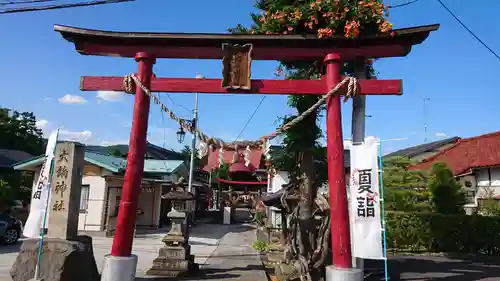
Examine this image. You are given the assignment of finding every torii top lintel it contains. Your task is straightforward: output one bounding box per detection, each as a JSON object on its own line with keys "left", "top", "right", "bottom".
{"left": 54, "top": 24, "right": 439, "bottom": 60}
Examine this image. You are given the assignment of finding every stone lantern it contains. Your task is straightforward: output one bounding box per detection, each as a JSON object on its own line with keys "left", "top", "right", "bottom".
{"left": 147, "top": 178, "right": 198, "bottom": 277}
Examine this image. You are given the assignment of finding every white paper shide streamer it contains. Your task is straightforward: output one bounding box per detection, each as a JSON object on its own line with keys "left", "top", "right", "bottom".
{"left": 349, "top": 138, "right": 384, "bottom": 259}
{"left": 23, "top": 130, "right": 59, "bottom": 238}
{"left": 218, "top": 147, "right": 225, "bottom": 167}
{"left": 243, "top": 146, "right": 251, "bottom": 167}
{"left": 197, "top": 141, "right": 208, "bottom": 159}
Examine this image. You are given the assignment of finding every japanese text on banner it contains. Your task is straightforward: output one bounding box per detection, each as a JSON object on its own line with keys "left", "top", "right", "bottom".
{"left": 349, "top": 138, "right": 384, "bottom": 260}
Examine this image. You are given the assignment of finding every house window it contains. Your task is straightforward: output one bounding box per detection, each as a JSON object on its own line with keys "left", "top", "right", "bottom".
{"left": 80, "top": 185, "right": 90, "bottom": 212}
{"left": 465, "top": 190, "right": 476, "bottom": 204}
{"left": 476, "top": 169, "right": 491, "bottom": 187}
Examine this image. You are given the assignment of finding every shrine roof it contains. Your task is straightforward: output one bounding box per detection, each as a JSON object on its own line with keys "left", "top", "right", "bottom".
{"left": 54, "top": 24, "right": 439, "bottom": 60}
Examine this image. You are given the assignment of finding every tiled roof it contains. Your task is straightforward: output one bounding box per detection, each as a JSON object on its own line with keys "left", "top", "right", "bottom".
{"left": 410, "top": 132, "right": 500, "bottom": 175}
{"left": 13, "top": 150, "right": 185, "bottom": 174}
{"left": 384, "top": 137, "right": 460, "bottom": 158}
{"left": 70, "top": 142, "right": 184, "bottom": 160}
{"left": 0, "top": 149, "right": 34, "bottom": 168}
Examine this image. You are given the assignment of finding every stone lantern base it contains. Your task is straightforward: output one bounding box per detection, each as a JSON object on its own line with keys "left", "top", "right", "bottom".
{"left": 147, "top": 209, "right": 198, "bottom": 277}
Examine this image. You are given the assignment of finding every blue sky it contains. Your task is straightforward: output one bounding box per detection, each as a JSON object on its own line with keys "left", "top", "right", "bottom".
{"left": 1, "top": 0, "right": 499, "bottom": 153}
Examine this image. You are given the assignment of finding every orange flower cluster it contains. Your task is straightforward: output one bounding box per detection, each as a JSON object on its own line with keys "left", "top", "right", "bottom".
{"left": 255, "top": 0, "right": 393, "bottom": 39}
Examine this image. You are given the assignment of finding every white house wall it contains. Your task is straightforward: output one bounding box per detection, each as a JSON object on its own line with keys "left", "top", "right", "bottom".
{"left": 475, "top": 167, "right": 500, "bottom": 198}
{"left": 78, "top": 176, "right": 106, "bottom": 231}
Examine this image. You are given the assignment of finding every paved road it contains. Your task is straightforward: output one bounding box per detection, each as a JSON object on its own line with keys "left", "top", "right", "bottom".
{"left": 0, "top": 223, "right": 234, "bottom": 280}
{"left": 365, "top": 255, "right": 500, "bottom": 281}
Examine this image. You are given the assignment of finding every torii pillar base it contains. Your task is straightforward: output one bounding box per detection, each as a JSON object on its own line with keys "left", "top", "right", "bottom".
{"left": 325, "top": 266, "right": 363, "bottom": 281}
{"left": 100, "top": 255, "right": 138, "bottom": 281}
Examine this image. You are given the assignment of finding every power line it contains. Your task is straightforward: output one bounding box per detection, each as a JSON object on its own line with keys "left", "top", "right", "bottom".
{"left": 436, "top": 0, "right": 500, "bottom": 61}
{"left": 234, "top": 96, "right": 266, "bottom": 142}
{"left": 0, "top": 0, "right": 54, "bottom": 6}
{"left": 0, "top": 0, "right": 134, "bottom": 14}
{"left": 165, "top": 94, "right": 192, "bottom": 113}
{"left": 388, "top": 0, "right": 420, "bottom": 9}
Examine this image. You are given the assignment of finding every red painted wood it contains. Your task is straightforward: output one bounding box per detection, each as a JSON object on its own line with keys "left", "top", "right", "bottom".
{"left": 110, "top": 52, "right": 155, "bottom": 257}
{"left": 325, "top": 53, "right": 353, "bottom": 269}
{"left": 78, "top": 42, "right": 409, "bottom": 60}
{"left": 81, "top": 76, "right": 402, "bottom": 96}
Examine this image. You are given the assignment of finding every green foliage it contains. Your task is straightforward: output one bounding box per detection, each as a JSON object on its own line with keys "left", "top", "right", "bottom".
{"left": 180, "top": 145, "right": 202, "bottom": 168}
{"left": 428, "top": 162, "right": 466, "bottom": 214}
{"left": 213, "top": 163, "right": 231, "bottom": 180}
{"left": 254, "top": 211, "right": 267, "bottom": 227}
{"left": 382, "top": 156, "right": 430, "bottom": 211}
{"left": 0, "top": 107, "right": 44, "bottom": 204}
{"left": 478, "top": 199, "right": 500, "bottom": 216}
{"left": 383, "top": 156, "right": 426, "bottom": 189}
{"left": 0, "top": 180, "right": 14, "bottom": 208}
{"left": 0, "top": 107, "right": 44, "bottom": 156}
{"left": 252, "top": 240, "right": 272, "bottom": 252}
{"left": 110, "top": 149, "right": 126, "bottom": 158}
{"left": 386, "top": 212, "right": 500, "bottom": 255}
{"left": 384, "top": 189, "right": 431, "bottom": 212}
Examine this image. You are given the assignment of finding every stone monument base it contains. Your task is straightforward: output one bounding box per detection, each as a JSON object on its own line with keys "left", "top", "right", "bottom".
{"left": 10, "top": 236, "right": 99, "bottom": 281}
{"left": 146, "top": 245, "right": 199, "bottom": 277}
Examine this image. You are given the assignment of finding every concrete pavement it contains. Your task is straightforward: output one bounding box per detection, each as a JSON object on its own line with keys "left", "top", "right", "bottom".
{"left": 196, "top": 224, "right": 268, "bottom": 280}
{"left": 0, "top": 223, "right": 268, "bottom": 281}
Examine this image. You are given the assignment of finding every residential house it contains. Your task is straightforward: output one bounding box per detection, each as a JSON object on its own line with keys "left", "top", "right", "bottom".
{"left": 385, "top": 136, "right": 460, "bottom": 162}
{"left": 0, "top": 149, "right": 34, "bottom": 179}
{"left": 14, "top": 147, "right": 188, "bottom": 235}
{"left": 410, "top": 132, "right": 500, "bottom": 214}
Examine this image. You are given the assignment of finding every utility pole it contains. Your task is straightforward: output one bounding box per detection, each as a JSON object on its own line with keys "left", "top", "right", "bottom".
{"left": 423, "top": 97, "right": 430, "bottom": 143}
{"left": 187, "top": 74, "right": 203, "bottom": 223}
{"left": 351, "top": 59, "right": 368, "bottom": 277}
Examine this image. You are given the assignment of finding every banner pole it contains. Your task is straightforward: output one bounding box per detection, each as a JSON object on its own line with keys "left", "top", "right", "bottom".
{"left": 377, "top": 141, "right": 389, "bottom": 281}
{"left": 33, "top": 129, "right": 59, "bottom": 280}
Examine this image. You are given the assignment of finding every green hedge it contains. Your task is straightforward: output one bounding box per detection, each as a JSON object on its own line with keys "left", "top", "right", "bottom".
{"left": 385, "top": 212, "right": 500, "bottom": 255}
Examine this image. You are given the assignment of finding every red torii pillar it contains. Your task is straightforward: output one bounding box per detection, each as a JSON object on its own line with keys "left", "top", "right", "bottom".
{"left": 54, "top": 24, "right": 438, "bottom": 281}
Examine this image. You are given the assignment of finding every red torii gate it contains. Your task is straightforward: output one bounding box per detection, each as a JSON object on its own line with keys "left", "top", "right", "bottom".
{"left": 54, "top": 24, "right": 438, "bottom": 279}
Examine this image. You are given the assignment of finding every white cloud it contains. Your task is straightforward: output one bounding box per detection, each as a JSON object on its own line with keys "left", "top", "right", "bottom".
{"left": 59, "top": 130, "right": 93, "bottom": 143}
{"left": 435, "top": 132, "right": 447, "bottom": 138}
{"left": 58, "top": 94, "right": 87, "bottom": 105}
{"left": 36, "top": 119, "right": 49, "bottom": 130}
{"left": 97, "top": 91, "right": 123, "bottom": 102}
{"left": 100, "top": 140, "right": 129, "bottom": 146}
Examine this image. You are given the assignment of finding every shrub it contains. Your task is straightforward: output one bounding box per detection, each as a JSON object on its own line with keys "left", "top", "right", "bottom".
{"left": 252, "top": 240, "right": 269, "bottom": 252}
{"left": 386, "top": 212, "right": 500, "bottom": 255}
{"left": 427, "top": 162, "right": 466, "bottom": 214}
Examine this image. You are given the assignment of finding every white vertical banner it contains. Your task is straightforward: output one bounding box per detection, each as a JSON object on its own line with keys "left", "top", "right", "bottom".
{"left": 23, "top": 130, "right": 59, "bottom": 238}
{"left": 349, "top": 137, "right": 384, "bottom": 259}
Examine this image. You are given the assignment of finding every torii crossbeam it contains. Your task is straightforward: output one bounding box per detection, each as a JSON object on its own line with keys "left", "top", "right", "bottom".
{"left": 54, "top": 23, "right": 438, "bottom": 281}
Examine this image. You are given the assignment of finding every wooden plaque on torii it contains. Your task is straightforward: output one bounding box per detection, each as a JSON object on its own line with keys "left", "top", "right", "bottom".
{"left": 221, "top": 43, "right": 253, "bottom": 90}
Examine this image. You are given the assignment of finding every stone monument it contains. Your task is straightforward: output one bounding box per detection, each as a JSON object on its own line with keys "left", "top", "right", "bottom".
{"left": 10, "top": 142, "right": 100, "bottom": 281}
{"left": 147, "top": 179, "right": 198, "bottom": 277}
